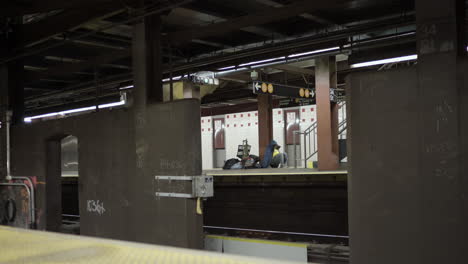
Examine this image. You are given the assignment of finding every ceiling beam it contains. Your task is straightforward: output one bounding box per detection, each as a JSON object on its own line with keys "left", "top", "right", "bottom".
{"left": 23, "top": 4, "right": 125, "bottom": 46}
{"left": 271, "top": 64, "right": 315, "bottom": 75}
{"left": 218, "top": 73, "right": 252, "bottom": 83}
{"left": 25, "top": 49, "right": 131, "bottom": 82}
{"left": 253, "top": 0, "right": 339, "bottom": 26}
{"left": 201, "top": 89, "right": 254, "bottom": 104}
{"left": 167, "top": 0, "right": 346, "bottom": 43}
{"left": 0, "top": 0, "right": 122, "bottom": 17}
{"left": 164, "top": 7, "right": 284, "bottom": 44}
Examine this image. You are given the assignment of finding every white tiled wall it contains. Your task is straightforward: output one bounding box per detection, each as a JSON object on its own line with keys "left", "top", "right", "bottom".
{"left": 201, "top": 116, "right": 213, "bottom": 170}
{"left": 273, "top": 108, "right": 285, "bottom": 149}
{"left": 225, "top": 112, "right": 259, "bottom": 161}
{"left": 201, "top": 104, "right": 346, "bottom": 169}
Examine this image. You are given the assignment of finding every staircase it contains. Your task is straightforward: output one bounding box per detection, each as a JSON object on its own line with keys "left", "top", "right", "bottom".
{"left": 293, "top": 102, "right": 347, "bottom": 168}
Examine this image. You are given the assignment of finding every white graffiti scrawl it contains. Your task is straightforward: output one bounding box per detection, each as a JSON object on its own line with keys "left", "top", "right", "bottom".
{"left": 87, "top": 200, "right": 106, "bottom": 215}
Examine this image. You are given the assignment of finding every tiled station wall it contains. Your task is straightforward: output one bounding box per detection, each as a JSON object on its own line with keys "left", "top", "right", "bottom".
{"left": 201, "top": 103, "right": 346, "bottom": 169}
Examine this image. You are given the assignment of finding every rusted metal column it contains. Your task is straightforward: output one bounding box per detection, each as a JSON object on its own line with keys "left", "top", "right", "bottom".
{"left": 258, "top": 94, "right": 273, "bottom": 160}
{"left": 416, "top": 0, "right": 466, "bottom": 263}
{"left": 315, "top": 56, "right": 339, "bottom": 170}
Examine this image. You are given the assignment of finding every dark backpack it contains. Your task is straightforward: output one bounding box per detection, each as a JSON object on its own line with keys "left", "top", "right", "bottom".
{"left": 223, "top": 158, "right": 240, "bottom": 170}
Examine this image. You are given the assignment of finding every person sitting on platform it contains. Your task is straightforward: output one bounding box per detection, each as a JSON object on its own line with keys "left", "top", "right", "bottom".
{"left": 270, "top": 144, "right": 288, "bottom": 168}
{"left": 261, "top": 140, "right": 288, "bottom": 168}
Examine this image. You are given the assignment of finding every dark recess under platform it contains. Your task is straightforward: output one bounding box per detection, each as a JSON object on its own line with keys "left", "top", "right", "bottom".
{"left": 203, "top": 171, "right": 348, "bottom": 244}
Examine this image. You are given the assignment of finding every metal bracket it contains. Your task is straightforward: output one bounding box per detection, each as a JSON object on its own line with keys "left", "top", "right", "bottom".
{"left": 154, "top": 175, "right": 214, "bottom": 198}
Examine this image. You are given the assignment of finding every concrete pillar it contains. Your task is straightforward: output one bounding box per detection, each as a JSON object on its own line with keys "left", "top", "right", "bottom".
{"left": 347, "top": 1, "right": 467, "bottom": 263}
{"left": 183, "top": 81, "right": 201, "bottom": 99}
{"left": 258, "top": 94, "right": 273, "bottom": 160}
{"left": 131, "top": 13, "right": 203, "bottom": 249}
{"left": 416, "top": 0, "right": 466, "bottom": 263}
{"left": 315, "top": 56, "right": 339, "bottom": 170}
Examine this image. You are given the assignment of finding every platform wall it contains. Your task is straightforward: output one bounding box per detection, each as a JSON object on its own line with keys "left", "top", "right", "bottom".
{"left": 4, "top": 99, "right": 203, "bottom": 249}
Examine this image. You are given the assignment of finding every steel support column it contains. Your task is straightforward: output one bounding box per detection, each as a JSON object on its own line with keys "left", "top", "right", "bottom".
{"left": 133, "top": 15, "right": 163, "bottom": 106}
{"left": 0, "top": 21, "right": 24, "bottom": 126}
{"left": 0, "top": 20, "right": 23, "bottom": 179}
{"left": 416, "top": 0, "right": 467, "bottom": 263}
{"left": 258, "top": 94, "right": 273, "bottom": 160}
{"left": 315, "top": 56, "right": 339, "bottom": 171}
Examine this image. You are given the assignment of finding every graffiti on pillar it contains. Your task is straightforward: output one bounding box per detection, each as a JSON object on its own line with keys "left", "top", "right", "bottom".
{"left": 434, "top": 100, "right": 454, "bottom": 133}
{"left": 419, "top": 23, "right": 455, "bottom": 55}
{"left": 160, "top": 159, "right": 184, "bottom": 170}
{"left": 87, "top": 200, "right": 105, "bottom": 215}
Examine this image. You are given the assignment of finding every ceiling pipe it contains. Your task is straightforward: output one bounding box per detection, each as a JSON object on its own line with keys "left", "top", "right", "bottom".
{"left": 5, "top": 111, "right": 11, "bottom": 181}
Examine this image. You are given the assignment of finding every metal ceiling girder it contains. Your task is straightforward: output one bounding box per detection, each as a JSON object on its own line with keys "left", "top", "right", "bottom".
{"left": 271, "top": 64, "right": 315, "bottom": 76}
{"left": 0, "top": 0, "right": 121, "bottom": 17}
{"left": 166, "top": 0, "right": 347, "bottom": 43}
{"left": 24, "top": 49, "right": 131, "bottom": 82}
{"left": 24, "top": 11, "right": 413, "bottom": 84}
{"left": 23, "top": 5, "right": 127, "bottom": 46}
{"left": 0, "top": 0, "right": 194, "bottom": 65}
{"left": 25, "top": 16, "right": 416, "bottom": 107}
{"left": 253, "top": 0, "right": 339, "bottom": 26}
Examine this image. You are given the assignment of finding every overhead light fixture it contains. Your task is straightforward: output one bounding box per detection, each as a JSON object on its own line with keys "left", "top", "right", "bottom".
{"left": 288, "top": 47, "right": 340, "bottom": 58}
{"left": 24, "top": 99, "right": 126, "bottom": 123}
{"left": 350, "top": 54, "right": 418, "bottom": 68}
{"left": 239, "top": 57, "right": 285, "bottom": 67}
{"left": 251, "top": 60, "right": 288, "bottom": 69}
{"left": 119, "top": 85, "right": 133, "bottom": 90}
{"left": 217, "top": 66, "right": 235, "bottom": 71}
{"left": 216, "top": 67, "right": 249, "bottom": 75}
{"left": 162, "top": 75, "right": 182, "bottom": 82}
{"left": 98, "top": 101, "right": 125, "bottom": 109}
{"left": 24, "top": 112, "right": 58, "bottom": 122}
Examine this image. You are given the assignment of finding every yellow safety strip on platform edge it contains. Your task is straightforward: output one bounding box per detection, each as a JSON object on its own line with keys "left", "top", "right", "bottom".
{"left": 206, "top": 171, "right": 348, "bottom": 176}
{"left": 0, "top": 226, "right": 302, "bottom": 264}
{"left": 206, "top": 235, "right": 308, "bottom": 248}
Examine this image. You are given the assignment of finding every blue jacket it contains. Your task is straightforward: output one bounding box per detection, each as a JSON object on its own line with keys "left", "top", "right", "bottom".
{"left": 261, "top": 140, "right": 278, "bottom": 168}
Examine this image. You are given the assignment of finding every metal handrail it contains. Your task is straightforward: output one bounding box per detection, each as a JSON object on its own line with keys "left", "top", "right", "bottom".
{"left": 338, "top": 119, "right": 347, "bottom": 139}
{"left": 10, "top": 176, "right": 36, "bottom": 228}
{"left": 294, "top": 102, "right": 347, "bottom": 168}
{"left": 293, "top": 121, "right": 318, "bottom": 168}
